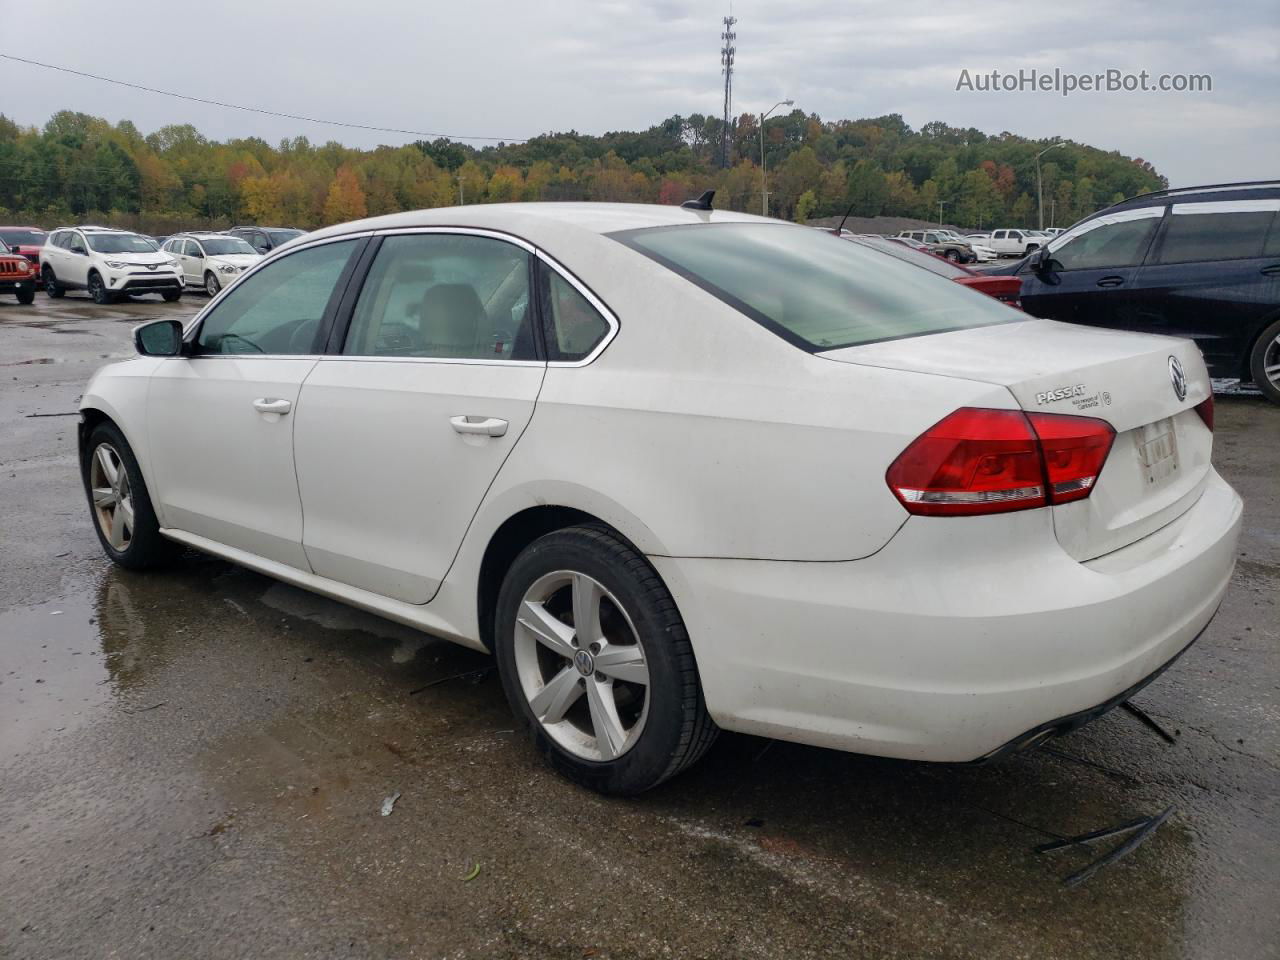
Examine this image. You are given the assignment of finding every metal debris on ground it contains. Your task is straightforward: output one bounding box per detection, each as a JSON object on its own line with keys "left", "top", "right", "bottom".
{"left": 408, "top": 667, "right": 494, "bottom": 696}
{"left": 1121, "top": 700, "right": 1178, "bottom": 745}
{"left": 380, "top": 791, "right": 401, "bottom": 817}
{"left": 1036, "top": 805, "right": 1176, "bottom": 888}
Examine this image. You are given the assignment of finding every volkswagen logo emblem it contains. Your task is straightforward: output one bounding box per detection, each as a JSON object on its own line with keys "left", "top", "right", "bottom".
{"left": 1168, "top": 356, "right": 1187, "bottom": 402}
{"left": 574, "top": 649, "right": 595, "bottom": 677}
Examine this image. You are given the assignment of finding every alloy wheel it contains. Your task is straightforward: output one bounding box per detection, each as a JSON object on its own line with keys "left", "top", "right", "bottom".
{"left": 1264, "top": 333, "right": 1280, "bottom": 389}
{"left": 206, "top": 272, "right": 220, "bottom": 297}
{"left": 89, "top": 443, "right": 134, "bottom": 550}
{"left": 513, "top": 570, "right": 650, "bottom": 761}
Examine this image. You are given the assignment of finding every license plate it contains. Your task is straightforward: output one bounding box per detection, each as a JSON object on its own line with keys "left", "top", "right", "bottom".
{"left": 1137, "top": 419, "right": 1179, "bottom": 485}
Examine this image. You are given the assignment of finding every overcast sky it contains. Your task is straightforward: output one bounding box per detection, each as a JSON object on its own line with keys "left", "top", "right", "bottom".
{"left": 2, "top": 0, "right": 1275, "bottom": 187}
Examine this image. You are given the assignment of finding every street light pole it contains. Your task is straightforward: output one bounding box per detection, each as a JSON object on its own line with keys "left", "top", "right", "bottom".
{"left": 1035, "top": 140, "right": 1065, "bottom": 230}
{"left": 758, "top": 98, "right": 793, "bottom": 217}
{"left": 937, "top": 199, "right": 949, "bottom": 226}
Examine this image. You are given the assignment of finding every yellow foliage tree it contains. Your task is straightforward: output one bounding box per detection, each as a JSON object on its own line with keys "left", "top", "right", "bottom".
{"left": 322, "top": 166, "right": 367, "bottom": 224}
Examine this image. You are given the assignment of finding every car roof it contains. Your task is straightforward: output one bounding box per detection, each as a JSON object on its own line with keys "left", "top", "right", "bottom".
{"left": 1108, "top": 180, "right": 1280, "bottom": 211}
{"left": 303, "top": 202, "right": 770, "bottom": 247}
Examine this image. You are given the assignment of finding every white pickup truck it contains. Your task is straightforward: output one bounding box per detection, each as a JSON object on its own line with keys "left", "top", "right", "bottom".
{"left": 987, "top": 228, "right": 1045, "bottom": 257}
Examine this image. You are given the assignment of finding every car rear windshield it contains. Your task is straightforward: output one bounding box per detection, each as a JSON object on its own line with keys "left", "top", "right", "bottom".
{"left": 849, "top": 236, "right": 969, "bottom": 279}
{"left": 86, "top": 233, "right": 158, "bottom": 254}
{"left": 614, "top": 222, "right": 1016, "bottom": 351}
{"left": 0, "top": 229, "right": 45, "bottom": 246}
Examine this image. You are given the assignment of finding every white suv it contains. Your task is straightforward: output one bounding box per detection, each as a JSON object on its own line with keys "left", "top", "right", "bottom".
{"left": 986, "top": 228, "right": 1044, "bottom": 258}
{"left": 41, "top": 227, "right": 184, "bottom": 303}
{"left": 161, "top": 232, "right": 263, "bottom": 297}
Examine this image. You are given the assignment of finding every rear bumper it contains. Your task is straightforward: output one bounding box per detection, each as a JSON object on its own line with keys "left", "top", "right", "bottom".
{"left": 651, "top": 467, "right": 1242, "bottom": 762}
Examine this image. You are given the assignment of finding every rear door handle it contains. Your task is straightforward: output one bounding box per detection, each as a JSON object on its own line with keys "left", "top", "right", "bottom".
{"left": 1261, "top": 264, "right": 1280, "bottom": 276}
{"left": 252, "top": 398, "right": 292, "bottom": 415}
{"left": 1096, "top": 276, "right": 1125, "bottom": 288}
{"left": 450, "top": 416, "right": 508, "bottom": 437}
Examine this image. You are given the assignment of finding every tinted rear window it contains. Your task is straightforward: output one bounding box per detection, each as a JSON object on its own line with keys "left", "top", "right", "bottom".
{"left": 0, "top": 229, "right": 45, "bottom": 246}
{"left": 614, "top": 222, "right": 1015, "bottom": 351}
{"left": 1154, "top": 201, "right": 1278, "bottom": 264}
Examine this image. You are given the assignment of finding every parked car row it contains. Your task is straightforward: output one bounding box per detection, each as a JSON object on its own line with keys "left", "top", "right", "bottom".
{"left": 0, "top": 223, "right": 306, "bottom": 305}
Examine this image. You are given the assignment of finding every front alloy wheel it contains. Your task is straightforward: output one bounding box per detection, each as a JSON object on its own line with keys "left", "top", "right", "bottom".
{"left": 88, "top": 272, "right": 111, "bottom": 305}
{"left": 89, "top": 442, "right": 134, "bottom": 551}
{"left": 205, "top": 271, "right": 221, "bottom": 297}
{"left": 514, "top": 570, "right": 650, "bottom": 761}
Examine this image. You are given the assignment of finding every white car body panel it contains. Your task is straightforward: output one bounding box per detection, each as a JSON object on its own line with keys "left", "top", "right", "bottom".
{"left": 78, "top": 202, "right": 1243, "bottom": 764}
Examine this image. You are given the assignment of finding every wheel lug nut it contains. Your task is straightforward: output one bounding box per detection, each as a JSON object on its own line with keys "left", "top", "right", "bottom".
{"left": 589, "top": 642, "right": 600, "bottom": 654}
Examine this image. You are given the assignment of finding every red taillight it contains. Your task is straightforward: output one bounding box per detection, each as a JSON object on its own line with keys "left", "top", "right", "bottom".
{"left": 886, "top": 408, "right": 1115, "bottom": 516}
{"left": 1194, "top": 394, "right": 1214, "bottom": 431}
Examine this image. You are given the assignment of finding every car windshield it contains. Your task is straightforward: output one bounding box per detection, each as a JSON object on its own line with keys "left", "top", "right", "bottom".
{"left": 264, "top": 229, "right": 303, "bottom": 245}
{"left": 616, "top": 222, "right": 1016, "bottom": 352}
{"left": 0, "top": 229, "right": 46, "bottom": 246}
{"left": 200, "top": 237, "right": 258, "bottom": 256}
{"left": 86, "top": 233, "right": 158, "bottom": 254}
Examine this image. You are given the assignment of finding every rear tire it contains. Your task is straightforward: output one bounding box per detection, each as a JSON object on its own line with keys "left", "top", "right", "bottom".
{"left": 1249, "top": 317, "right": 1280, "bottom": 405}
{"left": 43, "top": 266, "right": 64, "bottom": 298}
{"left": 82, "top": 421, "right": 179, "bottom": 570}
{"left": 494, "top": 523, "right": 717, "bottom": 795}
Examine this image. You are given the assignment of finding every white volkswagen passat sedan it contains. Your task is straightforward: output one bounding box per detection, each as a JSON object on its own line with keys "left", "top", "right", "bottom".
{"left": 78, "top": 201, "right": 1242, "bottom": 794}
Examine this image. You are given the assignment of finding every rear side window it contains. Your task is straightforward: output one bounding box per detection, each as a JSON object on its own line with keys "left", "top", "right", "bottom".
{"left": 615, "top": 222, "right": 1015, "bottom": 352}
{"left": 342, "top": 233, "right": 535, "bottom": 360}
{"left": 1046, "top": 207, "right": 1163, "bottom": 271}
{"left": 539, "top": 267, "right": 611, "bottom": 362}
{"left": 196, "top": 239, "right": 358, "bottom": 355}
{"left": 1154, "top": 200, "right": 1279, "bottom": 264}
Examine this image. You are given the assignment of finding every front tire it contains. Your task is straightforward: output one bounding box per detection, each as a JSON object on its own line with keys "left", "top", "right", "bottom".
{"left": 162, "top": 289, "right": 182, "bottom": 303}
{"left": 494, "top": 524, "right": 717, "bottom": 795}
{"left": 16, "top": 288, "right": 35, "bottom": 305}
{"left": 88, "top": 271, "right": 113, "bottom": 305}
{"left": 43, "top": 266, "right": 64, "bottom": 298}
{"left": 205, "top": 271, "right": 221, "bottom": 297}
{"left": 82, "top": 421, "right": 179, "bottom": 570}
{"left": 1249, "top": 317, "right": 1280, "bottom": 405}
{"left": 944, "top": 249, "right": 961, "bottom": 262}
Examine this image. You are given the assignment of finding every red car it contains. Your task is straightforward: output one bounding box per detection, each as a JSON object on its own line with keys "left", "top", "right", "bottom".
{"left": 0, "top": 226, "right": 47, "bottom": 267}
{"left": 865, "top": 235, "right": 1021, "bottom": 305}
{"left": 0, "top": 238, "right": 38, "bottom": 304}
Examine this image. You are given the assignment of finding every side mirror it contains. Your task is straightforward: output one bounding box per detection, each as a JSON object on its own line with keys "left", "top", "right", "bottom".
{"left": 134, "top": 318, "right": 185, "bottom": 357}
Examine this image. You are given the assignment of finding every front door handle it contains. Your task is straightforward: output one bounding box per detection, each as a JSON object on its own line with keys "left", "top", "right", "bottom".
{"left": 252, "top": 398, "right": 292, "bottom": 415}
{"left": 1096, "top": 276, "right": 1125, "bottom": 288}
{"left": 450, "top": 415, "right": 508, "bottom": 437}
{"left": 1261, "top": 264, "right": 1280, "bottom": 276}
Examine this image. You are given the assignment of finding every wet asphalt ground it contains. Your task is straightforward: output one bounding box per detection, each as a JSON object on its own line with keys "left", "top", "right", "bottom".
{"left": 1, "top": 291, "right": 1277, "bottom": 960}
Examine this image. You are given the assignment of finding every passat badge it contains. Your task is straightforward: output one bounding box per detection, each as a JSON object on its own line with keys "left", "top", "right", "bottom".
{"left": 1036, "top": 384, "right": 1086, "bottom": 405}
{"left": 1168, "top": 356, "right": 1187, "bottom": 402}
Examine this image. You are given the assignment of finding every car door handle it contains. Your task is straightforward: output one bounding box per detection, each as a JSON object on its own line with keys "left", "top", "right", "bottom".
{"left": 1261, "top": 264, "right": 1280, "bottom": 276}
{"left": 252, "top": 398, "right": 292, "bottom": 415}
{"left": 450, "top": 416, "right": 508, "bottom": 437}
{"left": 1096, "top": 276, "right": 1125, "bottom": 288}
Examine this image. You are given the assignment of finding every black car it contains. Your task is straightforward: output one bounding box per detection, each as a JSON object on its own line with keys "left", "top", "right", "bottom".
{"left": 226, "top": 226, "right": 306, "bottom": 254}
{"left": 1006, "top": 181, "right": 1280, "bottom": 403}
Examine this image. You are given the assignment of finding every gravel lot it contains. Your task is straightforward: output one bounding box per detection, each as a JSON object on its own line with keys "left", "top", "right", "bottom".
{"left": 1, "top": 291, "right": 1277, "bottom": 960}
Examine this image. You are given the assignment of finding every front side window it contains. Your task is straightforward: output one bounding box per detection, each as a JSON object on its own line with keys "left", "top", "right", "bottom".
{"left": 540, "top": 268, "right": 611, "bottom": 362}
{"left": 86, "top": 233, "right": 157, "bottom": 254}
{"left": 196, "top": 239, "right": 358, "bottom": 355}
{"left": 1153, "top": 201, "right": 1278, "bottom": 264}
{"left": 1045, "top": 207, "right": 1163, "bottom": 271}
{"left": 343, "top": 233, "right": 535, "bottom": 360}
{"left": 616, "top": 222, "right": 1016, "bottom": 352}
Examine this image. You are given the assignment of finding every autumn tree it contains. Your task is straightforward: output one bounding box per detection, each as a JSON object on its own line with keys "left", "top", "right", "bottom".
{"left": 322, "top": 166, "right": 367, "bottom": 224}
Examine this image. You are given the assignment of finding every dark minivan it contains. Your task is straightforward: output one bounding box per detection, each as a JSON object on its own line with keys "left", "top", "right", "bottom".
{"left": 1013, "top": 181, "right": 1280, "bottom": 403}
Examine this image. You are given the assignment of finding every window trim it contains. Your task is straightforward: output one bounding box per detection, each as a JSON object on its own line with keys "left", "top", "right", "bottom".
{"left": 319, "top": 226, "right": 619, "bottom": 368}
{"left": 181, "top": 232, "right": 372, "bottom": 360}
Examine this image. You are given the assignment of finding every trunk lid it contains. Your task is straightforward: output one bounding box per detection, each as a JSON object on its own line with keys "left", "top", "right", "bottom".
{"left": 821, "top": 318, "right": 1214, "bottom": 561}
